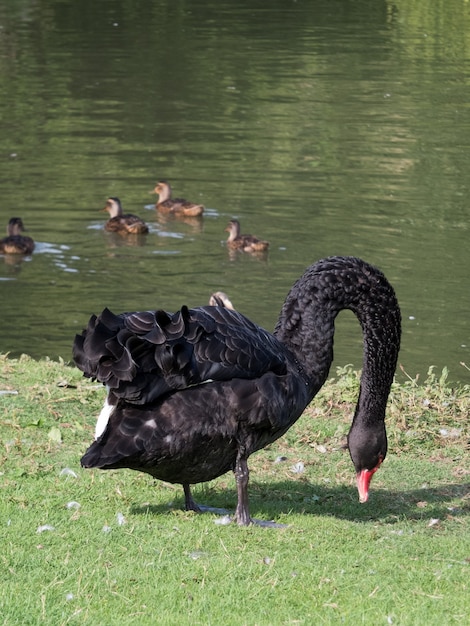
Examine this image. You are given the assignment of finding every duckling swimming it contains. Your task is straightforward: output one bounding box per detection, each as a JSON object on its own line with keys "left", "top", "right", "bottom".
{"left": 225, "top": 219, "right": 269, "bottom": 253}
{"left": 153, "top": 181, "right": 204, "bottom": 217}
{"left": 0, "top": 217, "right": 35, "bottom": 254}
{"left": 103, "top": 197, "right": 149, "bottom": 235}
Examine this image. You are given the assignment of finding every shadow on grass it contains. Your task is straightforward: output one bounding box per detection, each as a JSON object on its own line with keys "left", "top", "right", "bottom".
{"left": 130, "top": 480, "right": 469, "bottom": 524}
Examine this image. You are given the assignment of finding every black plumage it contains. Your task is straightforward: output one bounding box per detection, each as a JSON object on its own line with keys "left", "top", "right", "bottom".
{"left": 73, "top": 256, "right": 401, "bottom": 525}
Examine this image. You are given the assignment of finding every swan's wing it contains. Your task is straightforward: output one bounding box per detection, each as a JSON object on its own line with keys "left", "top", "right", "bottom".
{"left": 73, "top": 305, "right": 288, "bottom": 405}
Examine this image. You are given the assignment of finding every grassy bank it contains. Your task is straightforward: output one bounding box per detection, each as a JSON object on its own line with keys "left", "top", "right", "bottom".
{"left": 0, "top": 354, "right": 469, "bottom": 625}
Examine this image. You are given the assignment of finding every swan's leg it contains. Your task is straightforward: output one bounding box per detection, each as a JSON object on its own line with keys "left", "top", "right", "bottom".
{"left": 183, "top": 483, "right": 232, "bottom": 517}
{"left": 234, "top": 454, "right": 252, "bottom": 526}
{"left": 183, "top": 483, "right": 201, "bottom": 512}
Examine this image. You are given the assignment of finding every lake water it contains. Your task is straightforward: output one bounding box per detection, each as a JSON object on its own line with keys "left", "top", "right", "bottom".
{"left": 0, "top": 0, "right": 469, "bottom": 384}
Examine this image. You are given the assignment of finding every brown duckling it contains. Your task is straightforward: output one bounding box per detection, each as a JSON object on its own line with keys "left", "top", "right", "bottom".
{"left": 209, "top": 291, "right": 234, "bottom": 309}
{"left": 103, "top": 197, "right": 149, "bottom": 235}
{"left": 225, "top": 219, "right": 269, "bottom": 253}
{"left": 0, "top": 217, "right": 35, "bottom": 254}
{"left": 153, "top": 181, "right": 204, "bottom": 217}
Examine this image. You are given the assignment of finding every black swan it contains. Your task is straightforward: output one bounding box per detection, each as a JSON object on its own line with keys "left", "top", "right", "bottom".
{"left": 0, "top": 217, "right": 35, "bottom": 255}
{"left": 153, "top": 181, "right": 204, "bottom": 217}
{"left": 73, "top": 256, "right": 401, "bottom": 525}
{"left": 225, "top": 219, "right": 270, "bottom": 253}
{"left": 102, "top": 197, "right": 149, "bottom": 235}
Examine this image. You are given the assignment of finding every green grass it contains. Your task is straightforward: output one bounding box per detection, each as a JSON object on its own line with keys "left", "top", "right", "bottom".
{"left": 1, "top": 355, "right": 469, "bottom": 625}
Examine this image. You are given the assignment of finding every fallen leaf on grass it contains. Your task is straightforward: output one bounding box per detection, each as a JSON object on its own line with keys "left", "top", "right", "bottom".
{"left": 48, "top": 427, "right": 62, "bottom": 443}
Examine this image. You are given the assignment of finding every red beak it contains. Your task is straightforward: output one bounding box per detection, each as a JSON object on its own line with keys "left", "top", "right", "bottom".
{"left": 356, "top": 468, "right": 375, "bottom": 503}
{"left": 356, "top": 457, "right": 383, "bottom": 503}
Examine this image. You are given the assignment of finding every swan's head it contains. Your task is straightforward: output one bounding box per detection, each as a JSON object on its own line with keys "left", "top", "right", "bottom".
{"left": 355, "top": 456, "right": 384, "bottom": 503}
{"left": 347, "top": 420, "right": 387, "bottom": 503}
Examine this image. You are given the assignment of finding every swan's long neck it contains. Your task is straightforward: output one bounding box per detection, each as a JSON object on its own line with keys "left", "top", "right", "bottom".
{"left": 274, "top": 257, "right": 401, "bottom": 406}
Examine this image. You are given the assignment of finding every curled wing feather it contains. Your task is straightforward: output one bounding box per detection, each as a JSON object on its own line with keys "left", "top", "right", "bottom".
{"left": 73, "top": 305, "right": 288, "bottom": 405}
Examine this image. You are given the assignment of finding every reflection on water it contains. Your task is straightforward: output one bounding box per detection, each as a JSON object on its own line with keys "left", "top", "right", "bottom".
{"left": 0, "top": 0, "right": 469, "bottom": 383}
{"left": 154, "top": 212, "right": 204, "bottom": 234}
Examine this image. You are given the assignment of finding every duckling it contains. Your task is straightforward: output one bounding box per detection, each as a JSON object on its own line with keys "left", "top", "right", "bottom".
{"left": 225, "top": 219, "right": 269, "bottom": 253}
{"left": 103, "top": 197, "right": 149, "bottom": 235}
{"left": 0, "top": 217, "right": 35, "bottom": 254}
{"left": 209, "top": 291, "right": 234, "bottom": 309}
{"left": 153, "top": 181, "right": 204, "bottom": 217}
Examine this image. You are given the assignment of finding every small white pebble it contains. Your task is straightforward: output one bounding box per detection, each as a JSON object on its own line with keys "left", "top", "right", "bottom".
{"left": 37, "top": 525, "right": 55, "bottom": 533}
{"left": 409, "top": 316, "right": 415, "bottom": 320}
{"left": 102, "top": 525, "right": 112, "bottom": 533}
{"left": 263, "top": 556, "right": 272, "bottom": 565}
{"left": 65, "top": 593, "right": 74, "bottom": 601}
{"left": 116, "top": 512, "right": 126, "bottom": 526}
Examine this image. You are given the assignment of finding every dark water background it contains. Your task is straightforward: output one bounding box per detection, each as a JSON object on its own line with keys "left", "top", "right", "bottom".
{"left": 0, "top": 0, "right": 469, "bottom": 384}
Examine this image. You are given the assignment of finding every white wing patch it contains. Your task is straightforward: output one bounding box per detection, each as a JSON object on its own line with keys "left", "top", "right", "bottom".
{"left": 95, "top": 395, "right": 114, "bottom": 440}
